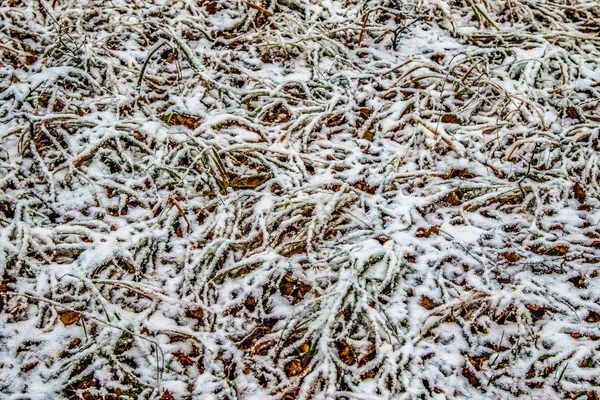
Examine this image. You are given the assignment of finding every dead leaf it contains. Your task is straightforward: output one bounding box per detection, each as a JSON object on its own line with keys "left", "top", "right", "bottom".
{"left": 573, "top": 183, "right": 586, "bottom": 203}
{"left": 430, "top": 53, "right": 445, "bottom": 64}
{"left": 185, "top": 308, "right": 204, "bottom": 321}
{"left": 585, "top": 310, "right": 600, "bottom": 323}
{"left": 566, "top": 106, "right": 581, "bottom": 120}
{"left": 462, "top": 363, "right": 480, "bottom": 387}
{"left": 525, "top": 304, "right": 546, "bottom": 320}
{"left": 261, "top": 103, "right": 291, "bottom": 124}
{"left": 420, "top": 296, "right": 437, "bottom": 310}
{"left": 579, "top": 357, "right": 595, "bottom": 368}
{"left": 325, "top": 114, "right": 346, "bottom": 127}
{"left": 441, "top": 114, "right": 462, "bottom": 124}
{"left": 60, "top": 311, "right": 81, "bottom": 326}
{"left": 160, "top": 111, "right": 201, "bottom": 130}
{"left": 362, "top": 130, "right": 374, "bottom": 141}
{"left": 443, "top": 169, "right": 475, "bottom": 180}
{"left": 416, "top": 225, "right": 440, "bottom": 238}
{"left": 160, "top": 391, "right": 175, "bottom": 400}
{"left": 335, "top": 340, "right": 355, "bottom": 365}
{"left": 279, "top": 272, "right": 311, "bottom": 304}
{"left": 468, "top": 355, "right": 488, "bottom": 371}
{"left": 354, "top": 181, "right": 378, "bottom": 194}
{"left": 173, "top": 351, "right": 193, "bottom": 366}
{"left": 376, "top": 235, "right": 389, "bottom": 244}
{"left": 568, "top": 275, "right": 586, "bottom": 288}
{"left": 501, "top": 252, "right": 520, "bottom": 263}
{"left": 442, "top": 191, "right": 462, "bottom": 206}
{"left": 284, "top": 359, "right": 303, "bottom": 377}
{"left": 542, "top": 244, "right": 569, "bottom": 256}
{"left": 204, "top": 1, "right": 221, "bottom": 15}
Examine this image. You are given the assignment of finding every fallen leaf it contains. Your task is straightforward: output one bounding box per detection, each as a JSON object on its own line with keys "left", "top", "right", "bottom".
{"left": 501, "top": 252, "right": 520, "bottom": 263}
{"left": 468, "top": 355, "right": 487, "bottom": 371}
{"left": 430, "top": 53, "right": 445, "bottom": 64}
{"left": 573, "top": 183, "right": 586, "bottom": 203}
{"left": 441, "top": 114, "right": 462, "bottom": 124}
{"left": 160, "top": 391, "right": 175, "bottom": 400}
{"left": 173, "top": 351, "right": 193, "bottom": 366}
{"left": 525, "top": 304, "right": 546, "bottom": 320}
{"left": 284, "top": 359, "right": 303, "bottom": 377}
{"left": 542, "top": 244, "right": 569, "bottom": 256}
{"left": 443, "top": 169, "right": 475, "bottom": 180}
{"left": 566, "top": 106, "right": 581, "bottom": 120}
{"left": 60, "top": 311, "right": 81, "bottom": 326}
{"left": 185, "top": 308, "right": 204, "bottom": 321}
{"left": 585, "top": 310, "right": 600, "bottom": 323}
{"left": 335, "top": 340, "right": 355, "bottom": 365}
{"left": 462, "top": 363, "right": 480, "bottom": 387}
{"left": 416, "top": 226, "right": 440, "bottom": 238}
{"left": 568, "top": 275, "right": 586, "bottom": 288}
{"left": 420, "top": 296, "right": 437, "bottom": 310}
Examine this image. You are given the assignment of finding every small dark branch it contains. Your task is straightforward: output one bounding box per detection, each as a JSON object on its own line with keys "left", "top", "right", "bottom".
{"left": 392, "top": 17, "right": 421, "bottom": 51}
{"left": 518, "top": 143, "right": 539, "bottom": 199}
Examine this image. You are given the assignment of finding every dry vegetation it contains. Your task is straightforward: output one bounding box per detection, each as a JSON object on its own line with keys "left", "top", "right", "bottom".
{"left": 1, "top": 0, "right": 600, "bottom": 398}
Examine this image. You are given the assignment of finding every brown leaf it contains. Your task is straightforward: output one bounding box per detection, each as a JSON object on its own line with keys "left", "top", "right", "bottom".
{"left": 160, "top": 111, "right": 201, "bottom": 130}
{"left": 580, "top": 357, "right": 595, "bottom": 368}
{"left": 416, "top": 226, "right": 440, "bottom": 238}
{"left": 354, "top": 181, "right": 378, "bottom": 194}
{"left": 279, "top": 272, "right": 311, "bottom": 304}
{"left": 185, "top": 308, "right": 204, "bottom": 321}
{"left": 420, "top": 296, "right": 438, "bottom": 310}
{"left": 501, "top": 252, "right": 520, "bottom": 263}
{"left": 468, "top": 355, "right": 488, "bottom": 371}
{"left": 441, "top": 114, "right": 462, "bottom": 124}
{"left": 261, "top": 103, "right": 291, "bottom": 124}
{"left": 573, "top": 183, "right": 586, "bottom": 203}
{"left": 443, "top": 191, "right": 462, "bottom": 206}
{"left": 359, "top": 108, "right": 372, "bottom": 120}
{"left": 430, "top": 53, "right": 445, "bottom": 65}
{"left": 160, "top": 391, "right": 176, "bottom": 400}
{"left": 325, "top": 114, "right": 346, "bottom": 127}
{"left": 60, "top": 311, "right": 81, "bottom": 326}
{"left": 404, "top": 253, "right": 416, "bottom": 263}
{"left": 284, "top": 359, "right": 303, "bottom": 377}
{"left": 443, "top": 169, "right": 475, "bottom": 180}
{"left": 542, "top": 244, "right": 569, "bottom": 256}
{"left": 376, "top": 235, "right": 389, "bottom": 244}
{"left": 204, "top": 1, "right": 221, "bottom": 15}
{"left": 362, "top": 130, "right": 374, "bottom": 141}
{"left": 525, "top": 304, "right": 546, "bottom": 320}
{"left": 585, "top": 310, "right": 600, "bottom": 323}
{"left": 173, "top": 351, "right": 193, "bottom": 366}
{"left": 462, "top": 363, "right": 480, "bottom": 387}
{"left": 568, "top": 275, "right": 586, "bottom": 289}
{"left": 230, "top": 174, "right": 271, "bottom": 189}
{"left": 566, "top": 106, "right": 581, "bottom": 120}
{"left": 357, "top": 348, "right": 376, "bottom": 367}
{"left": 335, "top": 340, "right": 355, "bottom": 365}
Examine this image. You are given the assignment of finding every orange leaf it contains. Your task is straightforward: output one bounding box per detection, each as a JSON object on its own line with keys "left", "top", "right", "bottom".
{"left": 60, "top": 311, "right": 81, "bottom": 325}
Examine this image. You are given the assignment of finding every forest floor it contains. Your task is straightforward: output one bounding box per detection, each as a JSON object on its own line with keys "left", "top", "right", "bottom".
{"left": 1, "top": 0, "right": 600, "bottom": 399}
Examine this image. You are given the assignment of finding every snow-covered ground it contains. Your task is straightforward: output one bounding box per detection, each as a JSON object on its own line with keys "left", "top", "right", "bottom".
{"left": 1, "top": 0, "right": 600, "bottom": 398}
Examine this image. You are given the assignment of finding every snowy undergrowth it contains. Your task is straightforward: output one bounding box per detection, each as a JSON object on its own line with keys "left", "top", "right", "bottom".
{"left": 1, "top": 0, "right": 600, "bottom": 398}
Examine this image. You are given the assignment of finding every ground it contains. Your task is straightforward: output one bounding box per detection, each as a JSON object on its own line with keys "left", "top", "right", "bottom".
{"left": 1, "top": 0, "right": 600, "bottom": 399}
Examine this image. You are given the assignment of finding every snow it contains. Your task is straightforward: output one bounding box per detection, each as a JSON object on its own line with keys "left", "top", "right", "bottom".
{"left": 2, "top": 0, "right": 600, "bottom": 398}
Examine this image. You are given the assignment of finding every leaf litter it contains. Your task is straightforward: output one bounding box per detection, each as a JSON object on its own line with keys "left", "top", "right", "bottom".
{"left": 1, "top": 0, "right": 600, "bottom": 399}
